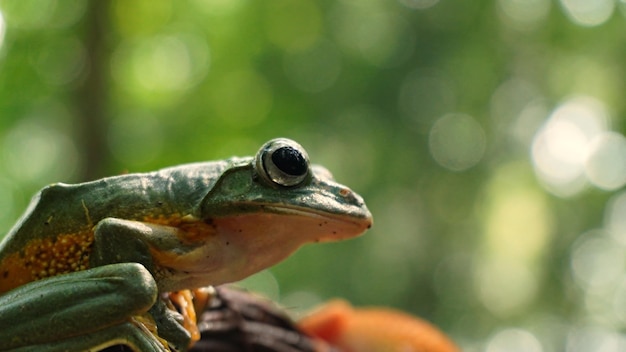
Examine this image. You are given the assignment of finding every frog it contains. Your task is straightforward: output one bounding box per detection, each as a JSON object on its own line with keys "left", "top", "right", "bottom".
{"left": 0, "top": 138, "right": 372, "bottom": 352}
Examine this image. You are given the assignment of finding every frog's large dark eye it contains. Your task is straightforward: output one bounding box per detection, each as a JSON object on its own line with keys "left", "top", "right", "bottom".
{"left": 255, "top": 138, "right": 310, "bottom": 187}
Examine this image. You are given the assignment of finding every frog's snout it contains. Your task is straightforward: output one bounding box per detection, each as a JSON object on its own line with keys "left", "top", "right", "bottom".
{"left": 337, "top": 186, "right": 373, "bottom": 228}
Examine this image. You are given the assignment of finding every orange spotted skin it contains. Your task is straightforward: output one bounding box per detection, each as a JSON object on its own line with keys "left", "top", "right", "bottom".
{"left": 0, "top": 159, "right": 233, "bottom": 294}
{"left": 299, "top": 300, "right": 460, "bottom": 352}
{"left": 0, "top": 230, "right": 93, "bottom": 293}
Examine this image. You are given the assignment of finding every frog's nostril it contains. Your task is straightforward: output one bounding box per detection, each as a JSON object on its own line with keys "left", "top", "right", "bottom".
{"left": 337, "top": 187, "right": 365, "bottom": 208}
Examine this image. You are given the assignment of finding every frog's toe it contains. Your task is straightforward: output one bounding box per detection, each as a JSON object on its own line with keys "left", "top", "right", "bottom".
{"left": 150, "top": 299, "right": 192, "bottom": 351}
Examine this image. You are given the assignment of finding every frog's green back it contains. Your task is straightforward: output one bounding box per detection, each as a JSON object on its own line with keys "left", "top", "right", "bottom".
{"left": 0, "top": 159, "right": 235, "bottom": 293}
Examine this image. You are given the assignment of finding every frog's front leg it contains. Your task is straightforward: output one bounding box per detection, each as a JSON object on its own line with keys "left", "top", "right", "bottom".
{"left": 0, "top": 263, "right": 166, "bottom": 351}
{"left": 91, "top": 218, "right": 196, "bottom": 351}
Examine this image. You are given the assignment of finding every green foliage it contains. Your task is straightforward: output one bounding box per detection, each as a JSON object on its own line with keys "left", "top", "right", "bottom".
{"left": 1, "top": 0, "right": 625, "bottom": 350}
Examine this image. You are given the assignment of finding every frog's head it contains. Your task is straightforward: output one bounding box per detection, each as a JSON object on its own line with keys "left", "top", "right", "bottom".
{"left": 197, "top": 138, "right": 372, "bottom": 282}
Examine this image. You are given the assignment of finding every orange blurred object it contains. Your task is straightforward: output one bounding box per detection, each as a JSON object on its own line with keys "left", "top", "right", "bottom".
{"left": 169, "top": 290, "right": 201, "bottom": 346}
{"left": 299, "top": 299, "right": 460, "bottom": 352}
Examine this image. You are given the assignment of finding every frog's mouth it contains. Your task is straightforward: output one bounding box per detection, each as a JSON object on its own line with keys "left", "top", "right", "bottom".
{"left": 258, "top": 204, "right": 373, "bottom": 240}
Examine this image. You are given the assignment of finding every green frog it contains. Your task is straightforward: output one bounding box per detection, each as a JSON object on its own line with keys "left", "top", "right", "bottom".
{"left": 0, "top": 138, "right": 372, "bottom": 351}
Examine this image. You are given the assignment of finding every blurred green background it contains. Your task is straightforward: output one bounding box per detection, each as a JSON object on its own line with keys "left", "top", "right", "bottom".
{"left": 1, "top": 0, "right": 625, "bottom": 351}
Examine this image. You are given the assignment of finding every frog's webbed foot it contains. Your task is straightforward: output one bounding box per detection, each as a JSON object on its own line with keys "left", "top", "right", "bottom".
{"left": 149, "top": 297, "right": 192, "bottom": 352}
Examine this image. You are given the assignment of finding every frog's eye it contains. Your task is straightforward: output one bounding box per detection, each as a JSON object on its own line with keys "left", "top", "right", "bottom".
{"left": 255, "top": 138, "right": 310, "bottom": 187}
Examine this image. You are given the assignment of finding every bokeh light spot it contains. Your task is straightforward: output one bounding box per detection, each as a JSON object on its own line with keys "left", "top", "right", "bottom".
{"left": 489, "top": 79, "right": 545, "bottom": 148}
{"left": 604, "top": 191, "right": 626, "bottom": 246}
{"left": 566, "top": 327, "right": 626, "bottom": 352}
{"left": 560, "top": 0, "right": 614, "bottom": 27}
{"left": 585, "top": 132, "right": 626, "bottom": 191}
{"left": 133, "top": 35, "right": 208, "bottom": 92}
{"left": 490, "top": 79, "right": 539, "bottom": 129}
{"left": 486, "top": 328, "right": 543, "bottom": 352}
{"left": 0, "top": 9, "right": 5, "bottom": 50}
{"left": 548, "top": 57, "right": 618, "bottom": 105}
{"left": 497, "top": 0, "right": 550, "bottom": 31}
{"left": 612, "top": 278, "right": 626, "bottom": 325}
{"left": 428, "top": 113, "right": 486, "bottom": 171}
{"left": 484, "top": 171, "right": 551, "bottom": 262}
{"left": 331, "top": 5, "right": 414, "bottom": 67}
{"left": 477, "top": 163, "right": 550, "bottom": 317}
{"left": 0, "top": 0, "right": 55, "bottom": 29}
{"left": 570, "top": 231, "right": 625, "bottom": 288}
{"left": 531, "top": 96, "right": 609, "bottom": 197}
{"left": 33, "top": 36, "right": 86, "bottom": 86}
{"left": 2, "top": 118, "right": 78, "bottom": 184}
{"left": 111, "top": 33, "right": 210, "bottom": 103}
{"left": 47, "top": 0, "right": 87, "bottom": 29}
{"left": 474, "top": 163, "right": 553, "bottom": 317}
{"left": 476, "top": 259, "right": 538, "bottom": 316}
{"left": 511, "top": 99, "right": 549, "bottom": 148}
